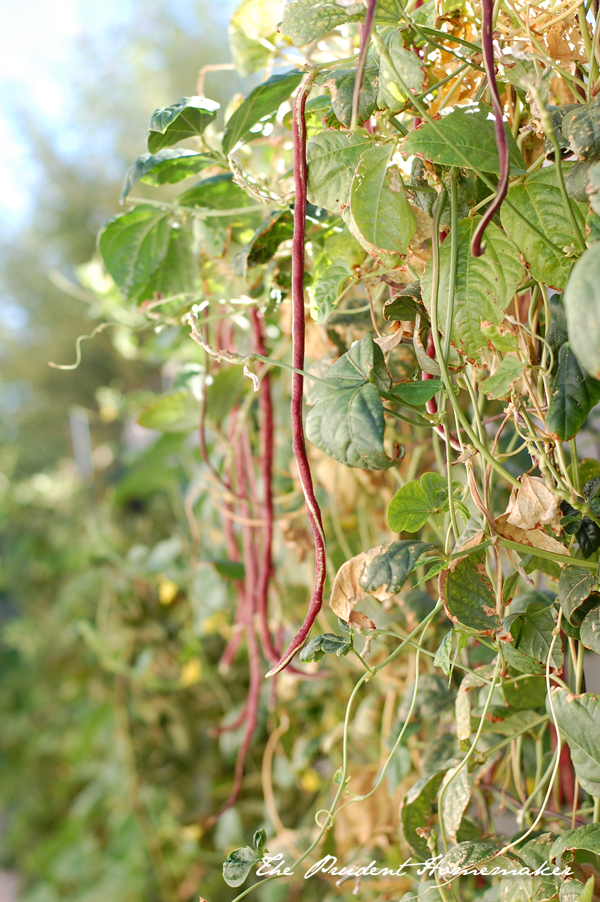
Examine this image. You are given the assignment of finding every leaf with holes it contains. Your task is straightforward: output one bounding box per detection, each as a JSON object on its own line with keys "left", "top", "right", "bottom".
{"left": 550, "top": 823, "right": 600, "bottom": 867}
{"left": 321, "top": 67, "right": 379, "bottom": 127}
{"left": 548, "top": 689, "right": 600, "bottom": 797}
{"left": 401, "top": 103, "right": 526, "bottom": 175}
{"left": 147, "top": 97, "right": 219, "bottom": 153}
{"left": 564, "top": 242, "right": 600, "bottom": 379}
{"left": 421, "top": 217, "right": 525, "bottom": 361}
{"left": 501, "top": 165, "right": 587, "bottom": 289}
{"left": 222, "top": 70, "right": 303, "bottom": 154}
{"left": 350, "top": 141, "right": 416, "bottom": 265}
{"left": 307, "top": 129, "right": 372, "bottom": 214}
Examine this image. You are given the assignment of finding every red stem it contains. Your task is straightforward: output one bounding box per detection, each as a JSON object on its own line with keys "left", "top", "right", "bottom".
{"left": 471, "top": 0, "right": 509, "bottom": 256}
{"left": 266, "top": 75, "right": 327, "bottom": 678}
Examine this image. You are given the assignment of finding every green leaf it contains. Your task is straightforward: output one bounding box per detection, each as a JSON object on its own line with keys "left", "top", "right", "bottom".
{"left": 546, "top": 342, "right": 600, "bottom": 441}
{"left": 440, "top": 551, "right": 502, "bottom": 635}
{"left": 560, "top": 877, "right": 595, "bottom": 902}
{"left": 400, "top": 768, "right": 448, "bottom": 858}
{"left": 306, "top": 334, "right": 402, "bottom": 470}
{"left": 501, "top": 165, "right": 587, "bottom": 289}
{"left": 349, "top": 141, "right": 416, "bottom": 264}
{"left": 589, "top": 162, "right": 600, "bottom": 214}
{"left": 235, "top": 210, "right": 294, "bottom": 276}
{"left": 387, "top": 472, "right": 457, "bottom": 533}
{"left": 99, "top": 206, "right": 171, "bottom": 298}
{"left": 564, "top": 243, "right": 600, "bottom": 379}
{"left": 502, "top": 600, "right": 564, "bottom": 675}
{"left": 306, "top": 129, "right": 372, "bottom": 213}
{"left": 387, "top": 379, "right": 443, "bottom": 405}
{"left": 558, "top": 566, "right": 598, "bottom": 626}
{"left": 321, "top": 67, "right": 379, "bottom": 127}
{"left": 222, "top": 846, "right": 259, "bottom": 887}
{"left": 440, "top": 765, "right": 473, "bottom": 844}
{"left": 147, "top": 97, "right": 219, "bottom": 153}
{"left": 137, "top": 392, "right": 199, "bottom": 433}
{"left": 546, "top": 292, "right": 569, "bottom": 376}
{"left": 309, "top": 260, "right": 353, "bottom": 325}
{"left": 298, "top": 632, "right": 352, "bottom": 662}
{"left": 502, "top": 674, "right": 547, "bottom": 709}
{"left": 120, "top": 150, "right": 219, "bottom": 203}
{"left": 438, "top": 841, "right": 497, "bottom": 872}
{"left": 280, "top": 0, "right": 354, "bottom": 45}
{"left": 561, "top": 100, "right": 600, "bottom": 162}
{"left": 378, "top": 30, "right": 426, "bottom": 114}
{"left": 383, "top": 281, "right": 424, "bottom": 321}
{"left": 550, "top": 823, "right": 600, "bottom": 866}
{"left": 358, "top": 540, "right": 438, "bottom": 596}
{"left": 548, "top": 689, "right": 600, "bottom": 797}
{"left": 131, "top": 222, "right": 200, "bottom": 302}
{"left": 229, "top": 0, "right": 281, "bottom": 76}
{"left": 253, "top": 828, "right": 268, "bottom": 856}
{"left": 222, "top": 70, "right": 303, "bottom": 154}
{"left": 422, "top": 217, "right": 525, "bottom": 361}
{"left": 580, "top": 605, "right": 600, "bottom": 653}
{"left": 205, "top": 367, "right": 246, "bottom": 423}
{"left": 177, "top": 172, "right": 254, "bottom": 212}
{"left": 479, "top": 356, "right": 525, "bottom": 400}
{"left": 401, "top": 103, "right": 526, "bottom": 175}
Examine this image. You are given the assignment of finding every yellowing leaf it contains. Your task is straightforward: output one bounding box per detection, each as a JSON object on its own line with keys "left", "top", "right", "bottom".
{"left": 505, "top": 474, "right": 560, "bottom": 531}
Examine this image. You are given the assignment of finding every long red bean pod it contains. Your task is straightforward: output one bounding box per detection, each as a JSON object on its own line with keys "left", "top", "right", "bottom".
{"left": 471, "top": 0, "right": 509, "bottom": 256}
{"left": 266, "top": 73, "right": 327, "bottom": 678}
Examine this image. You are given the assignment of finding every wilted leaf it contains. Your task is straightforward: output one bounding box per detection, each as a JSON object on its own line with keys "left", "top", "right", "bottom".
{"left": 383, "top": 282, "right": 424, "bottom": 321}
{"left": 147, "top": 97, "right": 219, "bottom": 153}
{"left": 548, "top": 689, "right": 600, "bottom": 797}
{"left": 456, "top": 666, "right": 494, "bottom": 741}
{"left": 330, "top": 539, "right": 436, "bottom": 621}
{"left": 505, "top": 475, "right": 560, "bottom": 531}
{"left": 495, "top": 514, "right": 570, "bottom": 558}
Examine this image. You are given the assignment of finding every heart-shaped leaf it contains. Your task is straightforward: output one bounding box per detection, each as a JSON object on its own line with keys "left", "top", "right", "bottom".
{"left": 222, "top": 69, "right": 303, "bottom": 154}
{"left": 547, "top": 689, "right": 600, "bottom": 797}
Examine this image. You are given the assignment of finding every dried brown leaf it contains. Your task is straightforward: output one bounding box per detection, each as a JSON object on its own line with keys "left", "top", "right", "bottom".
{"left": 505, "top": 474, "right": 560, "bottom": 530}
{"left": 329, "top": 545, "right": 387, "bottom": 621}
{"left": 495, "top": 513, "right": 569, "bottom": 557}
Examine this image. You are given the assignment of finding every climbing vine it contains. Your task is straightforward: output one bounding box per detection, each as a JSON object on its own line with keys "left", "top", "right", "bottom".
{"left": 89, "top": 0, "right": 600, "bottom": 896}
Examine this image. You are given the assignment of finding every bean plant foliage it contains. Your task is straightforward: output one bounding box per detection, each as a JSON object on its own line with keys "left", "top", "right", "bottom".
{"left": 77, "top": 0, "right": 600, "bottom": 896}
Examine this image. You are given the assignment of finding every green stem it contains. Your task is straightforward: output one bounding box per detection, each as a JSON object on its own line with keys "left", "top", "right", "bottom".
{"left": 497, "top": 537, "right": 596, "bottom": 570}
